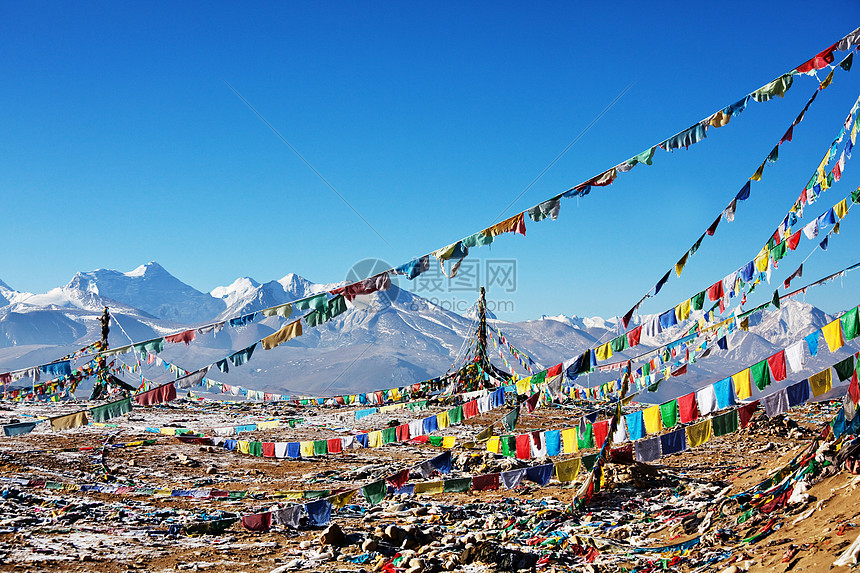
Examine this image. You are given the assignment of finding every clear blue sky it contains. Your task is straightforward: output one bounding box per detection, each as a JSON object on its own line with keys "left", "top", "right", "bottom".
{"left": 2, "top": 2, "right": 860, "bottom": 322}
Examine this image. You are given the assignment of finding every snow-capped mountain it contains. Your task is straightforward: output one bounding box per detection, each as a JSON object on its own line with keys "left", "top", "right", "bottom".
{"left": 539, "top": 313, "right": 623, "bottom": 333}
{"left": 0, "top": 279, "right": 32, "bottom": 308}
{"left": 62, "top": 262, "right": 225, "bottom": 323}
{"left": 0, "top": 264, "right": 855, "bottom": 399}
{"left": 211, "top": 273, "right": 338, "bottom": 320}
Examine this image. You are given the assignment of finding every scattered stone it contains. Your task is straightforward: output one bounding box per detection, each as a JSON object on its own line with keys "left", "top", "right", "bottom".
{"left": 319, "top": 523, "right": 345, "bottom": 547}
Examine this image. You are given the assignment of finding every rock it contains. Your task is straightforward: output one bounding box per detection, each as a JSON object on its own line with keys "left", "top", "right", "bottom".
{"left": 384, "top": 524, "right": 405, "bottom": 544}
{"left": 361, "top": 539, "right": 378, "bottom": 552}
{"left": 299, "top": 540, "right": 313, "bottom": 550}
{"left": 319, "top": 523, "right": 345, "bottom": 547}
{"left": 460, "top": 541, "right": 538, "bottom": 571}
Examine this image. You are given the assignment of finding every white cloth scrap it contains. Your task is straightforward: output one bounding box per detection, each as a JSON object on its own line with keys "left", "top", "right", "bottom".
{"left": 696, "top": 385, "right": 718, "bottom": 416}
{"left": 785, "top": 341, "right": 806, "bottom": 373}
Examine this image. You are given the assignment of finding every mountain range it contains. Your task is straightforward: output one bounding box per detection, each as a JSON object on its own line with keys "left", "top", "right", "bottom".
{"left": 0, "top": 262, "right": 856, "bottom": 401}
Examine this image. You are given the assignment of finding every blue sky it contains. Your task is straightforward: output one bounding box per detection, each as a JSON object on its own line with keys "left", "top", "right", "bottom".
{"left": 2, "top": 2, "right": 860, "bottom": 322}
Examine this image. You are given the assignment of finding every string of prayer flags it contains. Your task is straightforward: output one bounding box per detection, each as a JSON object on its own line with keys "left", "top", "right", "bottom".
{"left": 603, "top": 95, "right": 860, "bottom": 366}
{"left": 585, "top": 185, "right": 858, "bottom": 400}
{"left": 614, "top": 68, "right": 854, "bottom": 331}
{"left": 574, "top": 301, "right": 859, "bottom": 416}
{"left": 527, "top": 195, "right": 562, "bottom": 222}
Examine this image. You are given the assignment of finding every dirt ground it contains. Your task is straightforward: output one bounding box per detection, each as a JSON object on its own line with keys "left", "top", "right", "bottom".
{"left": 0, "top": 397, "right": 856, "bottom": 573}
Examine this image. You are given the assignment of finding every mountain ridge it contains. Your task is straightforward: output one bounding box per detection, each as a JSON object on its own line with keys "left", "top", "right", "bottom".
{"left": 0, "top": 263, "right": 855, "bottom": 399}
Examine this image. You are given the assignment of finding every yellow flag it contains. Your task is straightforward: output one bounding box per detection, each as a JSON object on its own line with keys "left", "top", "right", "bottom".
{"left": 261, "top": 320, "right": 302, "bottom": 350}
{"left": 561, "top": 428, "right": 578, "bottom": 453}
{"left": 413, "top": 481, "right": 444, "bottom": 495}
{"left": 754, "top": 245, "right": 770, "bottom": 272}
{"left": 675, "top": 299, "right": 691, "bottom": 322}
{"left": 675, "top": 253, "right": 688, "bottom": 277}
{"left": 300, "top": 441, "right": 315, "bottom": 456}
{"left": 809, "top": 368, "right": 832, "bottom": 397}
{"left": 750, "top": 161, "right": 766, "bottom": 181}
{"left": 686, "top": 419, "right": 712, "bottom": 447}
{"left": 733, "top": 370, "right": 752, "bottom": 400}
{"left": 328, "top": 489, "right": 357, "bottom": 509}
{"left": 475, "top": 425, "right": 494, "bottom": 442}
{"left": 516, "top": 378, "right": 531, "bottom": 395}
{"left": 822, "top": 319, "right": 844, "bottom": 352}
{"left": 555, "top": 458, "right": 581, "bottom": 482}
{"left": 596, "top": 342, "right": 613, "bottom": 361}
{"left": 643, "top": 405, "right": 663, "bottom": 434}
{"left": 368, "top": 431, "right": 383, "bottom": 448}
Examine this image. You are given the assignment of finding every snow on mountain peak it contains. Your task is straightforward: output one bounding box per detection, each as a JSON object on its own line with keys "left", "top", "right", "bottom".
{"left": 125, "top": 264, "right": 148, "bottom": 277}
{"left": 61, "top": 263, "right": 224, "bottom": 324}
{"left": 277, "top": 273, "right": 314, "bottom": 294}
{"left": 277, "top": 273, "right": 338, "bottom": 297}
{"left": 747, "top": 298, "right": 830, "bottom": 346}
{"left": 538, "top": 313, "right": 621, "bottom": 331}
{"left": 0, "top": 279, "right": 34, "bottom": 308}
{"left": 211, "top": 277, "right": 262, "bottom": 305}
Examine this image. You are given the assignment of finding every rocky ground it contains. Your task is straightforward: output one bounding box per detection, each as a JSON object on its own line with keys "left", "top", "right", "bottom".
{"left": 0, "top": 396, "right": 856, "bottom": 573}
